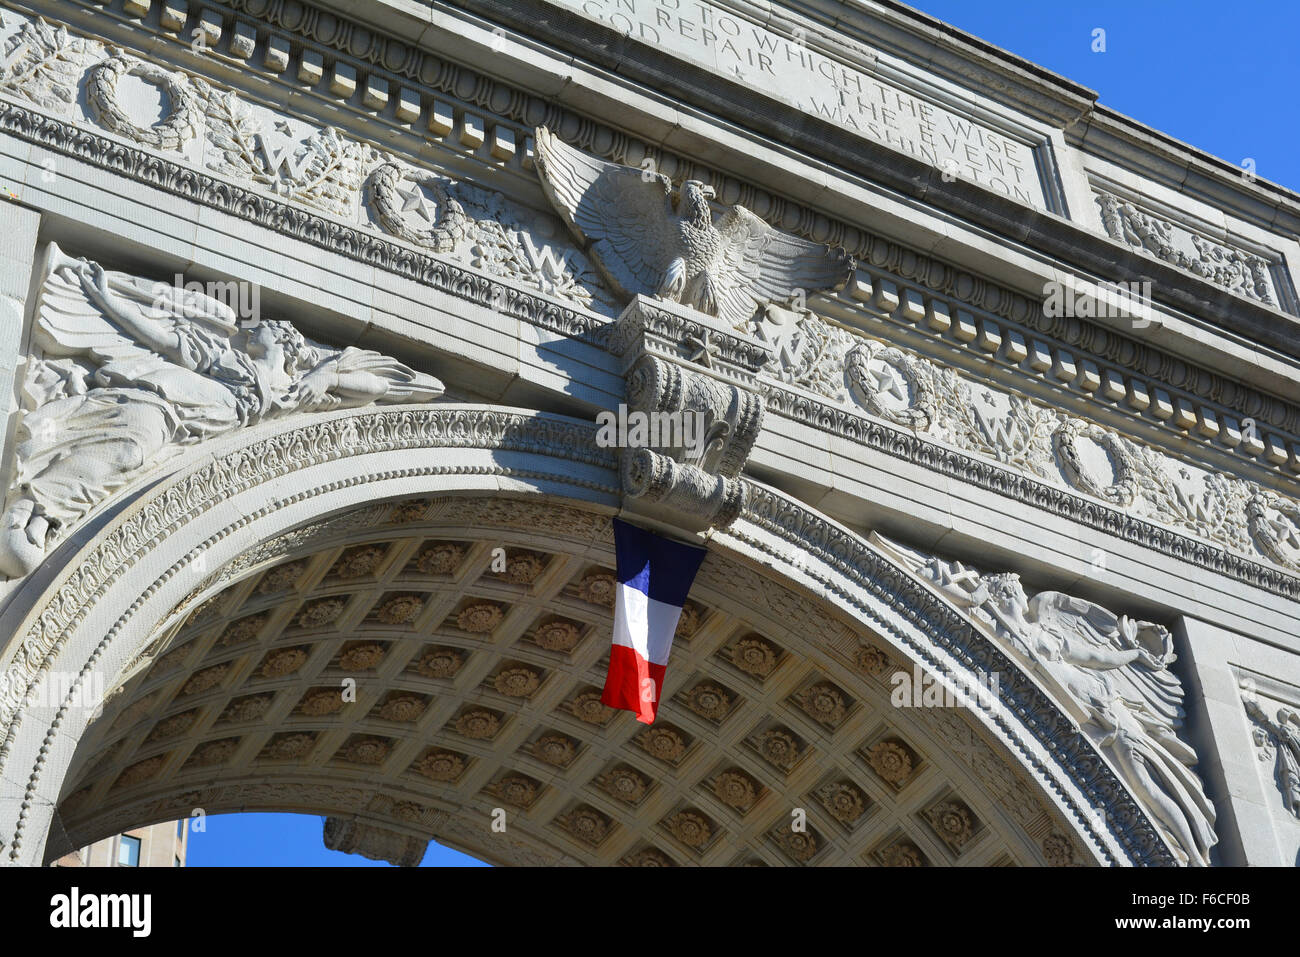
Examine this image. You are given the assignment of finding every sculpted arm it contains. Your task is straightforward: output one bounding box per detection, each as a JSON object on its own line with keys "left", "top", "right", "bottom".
{"left": 74, "top": 260, "right": 187, "bottom": 359}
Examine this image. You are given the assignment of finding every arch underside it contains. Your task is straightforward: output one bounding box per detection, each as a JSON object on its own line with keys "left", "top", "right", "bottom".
{"left": 0, "top": 406, "right": 1176, "bottom": 867}
{"left": 48, "top": 494, "right": 1096, "bottom": 867}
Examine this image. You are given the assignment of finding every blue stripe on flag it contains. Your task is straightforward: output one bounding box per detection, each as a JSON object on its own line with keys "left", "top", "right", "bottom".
{"left": 613, "top": 518, "right": 706, "bottom": 608}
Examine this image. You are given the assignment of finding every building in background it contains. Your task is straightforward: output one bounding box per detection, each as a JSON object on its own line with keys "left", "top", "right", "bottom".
{"left": 52, "top": 822, "right": 187, "bottom": 868}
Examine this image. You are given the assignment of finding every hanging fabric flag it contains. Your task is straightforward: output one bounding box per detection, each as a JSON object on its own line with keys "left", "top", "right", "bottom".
{"left": 602, "top": 517, "right": 707, "bottom": 724}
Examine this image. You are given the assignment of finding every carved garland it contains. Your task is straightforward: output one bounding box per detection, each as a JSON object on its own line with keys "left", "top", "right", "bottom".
{"left": 85, "top": 52, "right": 203, "bottom": 152}
{"left": 1051, "top": 418, "right": 1138, "bottom": 507}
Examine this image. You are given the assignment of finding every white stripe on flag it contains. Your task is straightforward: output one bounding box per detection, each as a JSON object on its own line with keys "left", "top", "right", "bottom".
{"left": 612, "top": 581, "right": 683, "bottom": 667}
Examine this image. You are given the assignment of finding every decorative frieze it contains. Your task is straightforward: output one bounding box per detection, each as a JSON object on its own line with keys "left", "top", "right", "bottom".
{"left": 2, "top": 3, "right": 1297, "bottom": 497}
{"left": 1241, "top": 685, "right": 1300, "bottom": 819}
{"left": 1096, "top": 189, "right": 1278, "bottom": 306}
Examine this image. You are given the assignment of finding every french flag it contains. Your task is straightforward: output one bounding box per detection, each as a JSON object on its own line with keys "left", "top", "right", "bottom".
{"left": 602, "top": 518, "right": 707, "bottom": 724}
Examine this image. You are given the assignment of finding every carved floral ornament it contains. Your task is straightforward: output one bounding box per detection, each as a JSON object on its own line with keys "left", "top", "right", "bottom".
{"left": 778, "top": 305, "right": 1300, "bottom": 577}
{"left": 1, "top": 4, "right": 1295, "bottom": 494}
{"left": 0, "top": 3, "right": 1297, "bottom": 594}
{"left": 1095, "top": 190, "right": 1276, "bottom": 305}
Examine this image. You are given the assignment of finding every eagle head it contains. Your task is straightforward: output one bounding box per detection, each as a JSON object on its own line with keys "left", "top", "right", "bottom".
{"left": 679, "top": 180, "right": 716, "bottom": 225}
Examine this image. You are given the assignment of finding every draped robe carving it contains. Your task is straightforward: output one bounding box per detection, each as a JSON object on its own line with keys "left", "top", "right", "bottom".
{"left": 0, "top": 245, "right": 444, "bottom": 578}
{"left": 874, "top": 534, "right": 1218, "bottom": 866}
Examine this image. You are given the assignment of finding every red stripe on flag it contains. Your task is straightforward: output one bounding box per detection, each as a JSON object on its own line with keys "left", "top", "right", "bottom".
{"left": 601, "top": 644, "right": 667, "bottom": 724}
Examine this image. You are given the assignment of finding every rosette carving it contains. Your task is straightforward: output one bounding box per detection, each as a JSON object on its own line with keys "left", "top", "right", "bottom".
{"left": 333, "top": 545, "right": 387, "bottom": 579}
{"left": 339, "top": 642, "right": 386, "bottom": 671}
{"left": 713, "top": 770, "right": 758, "bottom": 810}
{"left": 258, "top": 561, "right": 307, "bottom": 593}
{"left": 342, "top": 737, "right": 390, "bottom": 765}
{"left": 751, "top": 729, "right": 801, "bottom": 771}
{"left": 793, "top": 682, "right": 848, "bottom": 727}
{"left": 488, "top": 775, "right": 539, "bottom": 808}
{"left": 297, "top": 598, "right": 346, "bottom": 629}
{"left": 220, "top": 614, "right": 268, "bottom": 646}
{"left": 180, "top": 664, "right": 228, "bottom": 695}
{"left": 220, "top": 695, "right": 271, "bottom": 723}
{"left": 375, "top": 594, "right": 423, "bottom": 625}
{"left": 454, "top": 710, "right": 501, "bottom": 740}
{"left": 636, "top": 726, "right": 687, "bottom": 764}
{"left": 576, "top": 571, "right": 617, "bottom": 606}
{"left": 683, "top": 682, "right": 732, "bottom": 721}
{"left": 556, "top": 806, "right": 611, "bottom": 846}
{"left": 416, "top": 647, "right": 465, "bottom": 680}
{"left": 533, "top": 618, "right": 581, "bottom": 653}
{"left": 416, "top": 542, "right": 463, "bottom": 575}
{"left": 533, "top": 734, "right": 577, "bottom": 767}
{"left": 262, "top": 733, "right": 315, "bottom": 760}
{"left": 377, "top": 693, "right": 426, "bottom": 723}
{"left": 260, "top": 647, "right": 308, "bottom": 678}
{"left": 494, "top": 667, "right": 541, "bottom": 698}
{"left": 567, "top": 692, "right": 615, "bottom": 726}
{"left": 731, "top": 636, "right": 778, "bottom": 678}
{"left": 866, "top": 740, "right": 915, "bottom": 786}
{"left": 413, "top": 750, "right": 465, "bottom": 782}
{"left": 599, "top": 766, "right": 649, "bottom": 804}
{"left": 816, "top": 781, "right": 866, "bottom": 824}
{"left": 299, "top": 688, "right": 345, "bottom": 717}
{"left": 457, "top": 603, "right": 504, "bottom": 633}
{"left": 665, "top": 811, "right": 712, "bottom": 848}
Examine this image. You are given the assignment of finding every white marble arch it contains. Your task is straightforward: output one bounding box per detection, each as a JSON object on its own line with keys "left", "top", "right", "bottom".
{"left": 0, "top": 402, "right": 1186, "bottom": 867}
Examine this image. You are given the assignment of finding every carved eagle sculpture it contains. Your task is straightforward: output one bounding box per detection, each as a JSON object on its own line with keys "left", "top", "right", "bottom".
{"left": 533, "top": 127, "right": 854, "bottom": 328}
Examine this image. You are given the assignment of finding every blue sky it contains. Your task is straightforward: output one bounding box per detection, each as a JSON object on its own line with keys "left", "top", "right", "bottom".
{"left": 910, "top": 0, "right": 1300, "bottom": 192}
{"left": 190, "top": 2, "right": 1296, "bottom": 867}
{"left": 187, "top": 813, "right": 487, "bottom": 866}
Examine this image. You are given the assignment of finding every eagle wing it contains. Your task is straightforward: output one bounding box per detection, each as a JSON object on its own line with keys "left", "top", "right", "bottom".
{"left": 711, "top": 206, "right": 854, "bottom": 329}
{"left": 533, "top": 127, "right": 678, "bottom": 299}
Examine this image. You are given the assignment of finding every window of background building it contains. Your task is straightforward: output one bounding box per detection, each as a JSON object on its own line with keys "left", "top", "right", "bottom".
{"left": 117, "top": 835, "right": 141, "bottom": 867}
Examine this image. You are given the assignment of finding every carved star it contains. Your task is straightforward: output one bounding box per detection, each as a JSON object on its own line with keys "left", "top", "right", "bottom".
{"left": 273, "top": 119, "right": 293, "bottom": 137}
{"left": 684, "top": 330, "right": 718, "bottom": 369}
{"left": 397, "top": 182, "right": 434, "bottom": 222}
{"left": 869, "top": 361, "right": 907, "bottom": 401}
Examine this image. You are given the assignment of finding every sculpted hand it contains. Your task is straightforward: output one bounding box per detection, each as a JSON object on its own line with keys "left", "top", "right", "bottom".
{"left": 290, "top": 368, "right": 336, "bottom": 408}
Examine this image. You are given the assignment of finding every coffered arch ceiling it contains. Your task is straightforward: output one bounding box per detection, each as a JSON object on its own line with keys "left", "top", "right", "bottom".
{"left": 50, "top": 495, "right": 1093, "bottom": 867}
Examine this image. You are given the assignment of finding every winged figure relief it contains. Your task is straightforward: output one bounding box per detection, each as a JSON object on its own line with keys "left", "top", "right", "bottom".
{"left": 533, "top": 127, "right": 854, "bottom": 328}
{"left": 0, "top": 244, "right": 444, "bottom": 579}
{"left": 872, "top": 533, "right": 1217, "bottom": 866}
